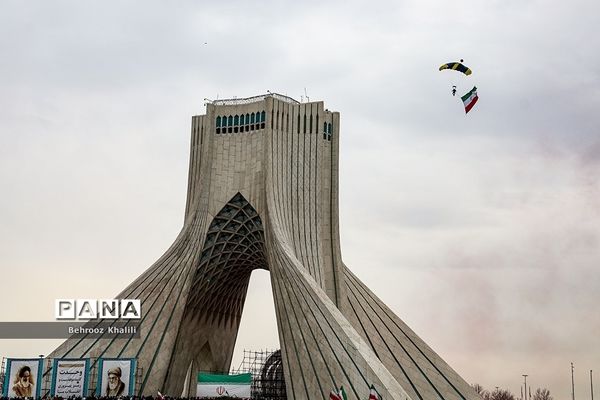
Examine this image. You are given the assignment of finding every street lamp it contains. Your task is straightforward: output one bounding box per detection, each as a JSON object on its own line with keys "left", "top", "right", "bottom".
{"left": 523, "top": 375, "right": 528, "bottom": 400}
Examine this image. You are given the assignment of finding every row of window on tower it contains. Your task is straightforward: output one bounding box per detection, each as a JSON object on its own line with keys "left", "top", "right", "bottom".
{"left": 216, "top": 112, "right": 266, "bottom": 134}
{"left": 215, "top": 112, "right": 332, "bottom": 141}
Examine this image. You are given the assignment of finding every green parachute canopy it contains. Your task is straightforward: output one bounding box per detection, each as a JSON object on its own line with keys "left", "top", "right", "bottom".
{"left": 439, "top": 61, "right": 472, "bottom": 76}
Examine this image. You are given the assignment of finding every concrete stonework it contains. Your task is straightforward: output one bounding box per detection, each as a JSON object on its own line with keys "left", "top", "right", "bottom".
{"left": 47, "top": 94, "right": 480, "bottom": 400}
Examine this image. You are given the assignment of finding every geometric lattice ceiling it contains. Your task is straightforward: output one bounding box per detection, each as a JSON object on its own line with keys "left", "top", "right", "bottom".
{"left": 184, "top": 192, "right": 267, "bottom": 327}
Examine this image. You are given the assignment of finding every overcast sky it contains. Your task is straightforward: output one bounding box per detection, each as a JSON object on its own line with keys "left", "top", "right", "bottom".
{"left": 1, "top": 1, "right": 599, "bottom": 399}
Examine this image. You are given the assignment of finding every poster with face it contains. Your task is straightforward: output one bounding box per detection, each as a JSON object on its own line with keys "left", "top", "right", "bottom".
{"left": 96, "top": 358, "right": 136, "bottom": 397}
{"left": 50, "top": 359, "right": 90, "bottom": 397}
{"left": 2, "top": 358, "right": 43, "bottom": 398}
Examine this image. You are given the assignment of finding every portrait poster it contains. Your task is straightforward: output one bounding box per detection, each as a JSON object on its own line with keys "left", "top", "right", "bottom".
{"left": 95, "top": 358, "right": 136, "bottom": 397}
{"left": 2, "top": 358, "right": 43, "bottom": 398}
{"left": 50, "top": 358, "right": 90, "bottom": 397}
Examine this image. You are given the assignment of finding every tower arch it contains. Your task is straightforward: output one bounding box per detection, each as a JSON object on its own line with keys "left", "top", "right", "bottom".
{"left": 47, "top": 93, "right": 482, "bottom": 400}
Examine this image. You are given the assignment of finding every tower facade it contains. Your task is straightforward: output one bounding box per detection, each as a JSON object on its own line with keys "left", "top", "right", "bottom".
{"left": 48, "top": 94, "right": 480, "bottom": 400}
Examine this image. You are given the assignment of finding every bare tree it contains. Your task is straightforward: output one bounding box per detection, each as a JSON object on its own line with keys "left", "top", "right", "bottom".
{"left": 472, "top": 383, "right": 491, "bottom": 400}
{"left": 533, "top": 388, "right": 553, "bottom": 400}
{"left": 490, "top": 388, "right": 516, "bottom": 400}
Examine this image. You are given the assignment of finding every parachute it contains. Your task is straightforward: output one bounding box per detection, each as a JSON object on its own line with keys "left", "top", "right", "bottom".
{"left": 439, "top": 61, "right": 472, "bottom": 76}
{"left": 438, "top": 59, "right": 478, "bottom": 113}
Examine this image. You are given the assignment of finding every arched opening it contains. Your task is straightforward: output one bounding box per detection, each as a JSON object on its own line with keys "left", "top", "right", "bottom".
{"left": 231, "top": 269, "right": 278, "bottom": 362}
{"left": 170, "top": 193, "right": 284, "bottom": 396}
{"left": 186, "top": 193, "right": 267, "bottom": 327}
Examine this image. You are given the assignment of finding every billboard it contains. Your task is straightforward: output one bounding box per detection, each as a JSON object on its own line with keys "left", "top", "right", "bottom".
{"left": 50, "top": 358, "right": 90, "bottom": 397}
{"left": 95, "top": 358, "right": 136, "bottom": 397}
{"left": 197, "top": 373, "right": 251, "bottom": 398}
{"left": 2, "top": 358, "right": 43, "bottom": 398}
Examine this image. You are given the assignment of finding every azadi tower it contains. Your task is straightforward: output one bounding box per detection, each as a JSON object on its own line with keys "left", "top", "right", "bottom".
{"left": 48, "top": 93, "right": 480, "bottom": 400}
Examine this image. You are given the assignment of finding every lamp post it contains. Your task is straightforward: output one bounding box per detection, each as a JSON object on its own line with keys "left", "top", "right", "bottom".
{"left": 523, "top": 375, "right": 528, "bottom": 400}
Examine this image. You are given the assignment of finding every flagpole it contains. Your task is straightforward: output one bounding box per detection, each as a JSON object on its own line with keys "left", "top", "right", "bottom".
{"left": 591, "top": 370, "right": 594, "bottom": 400}
{"left": 572, "top": 363, "right": 575, "bottom": 400}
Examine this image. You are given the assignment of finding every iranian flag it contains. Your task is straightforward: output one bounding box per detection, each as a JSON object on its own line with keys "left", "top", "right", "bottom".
{"left": 368, "top": 384, "right": 381, "bottom": 400}
{"left": 196, "top": 373, "right": 251, "bottom": 398}
{"left": 461, "top": 86, "right": 478, "bottom": 114}
{"left": 329, "top": 386, "right": 348, "bottom": 400}
{"left": 339, "top": 386, "right": 348, "bottom": 400}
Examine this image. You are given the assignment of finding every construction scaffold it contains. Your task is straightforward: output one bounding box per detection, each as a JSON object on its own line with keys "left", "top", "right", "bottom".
{"left": 231, "top": 349, "right": 286, "bottom": 400}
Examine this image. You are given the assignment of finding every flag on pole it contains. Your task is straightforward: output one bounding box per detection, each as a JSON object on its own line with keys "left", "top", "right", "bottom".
{"left": 461, "top": 86, "right": 479, "bottom": 114}
{"left": 369, "top": 384, "right": 381, "bottom": 400}
{"left": 329, "top": 386, "right": 348, "bottom": 400}
{"left": 339, "top": 386, "right": 348, "bottom": 400}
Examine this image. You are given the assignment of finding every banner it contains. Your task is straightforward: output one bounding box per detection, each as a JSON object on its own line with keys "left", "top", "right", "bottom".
{"left": 197, "top": 373, "right": 251, "bottom": 398}
{"left": 2, "top": 358, "right": 43, "bottom": 398}
{"left": 96, "top": 358, "right": 136, "bottom": 397}
{"left": 50, "top": 358, "right": 90, "bottom": 397}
